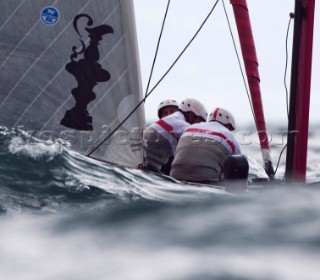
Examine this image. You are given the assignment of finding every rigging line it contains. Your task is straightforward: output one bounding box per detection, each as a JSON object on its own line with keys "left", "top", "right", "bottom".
{"left": 221, "top": 0, "right": 255, "bottom": 122}
{"left": 274, "top": 144, "right": 287, "bottom": 176}
{"left": 271, "top": 13, "right": 293, "bottom": 178}
{"left": 144, "top": 0, "right": 171, "bottom": 99}
{"left": 87, "top": 0, "right": 220, "bottom": 157}
{"left": 145, "top": 0, "right": 220, "bottom": 100}
{"left": 284, "top": 14, "right": 294, "bottom": 119}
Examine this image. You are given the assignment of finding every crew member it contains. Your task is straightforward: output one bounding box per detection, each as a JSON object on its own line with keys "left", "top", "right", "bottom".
{"left": 157, "top": 99, "right": 179, "bottom": 175}
{"left": 170, "top": 107, "right": 241, "bottom": 184}
{"left": 158, "top": 99, "right": 179, "bottom": 119}
{"left": 143, "top": 98, "right": 207, "bottom": 173}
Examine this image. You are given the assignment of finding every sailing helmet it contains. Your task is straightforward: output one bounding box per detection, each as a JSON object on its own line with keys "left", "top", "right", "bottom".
{"left": 208, "top": 107, "right": 235, "bottom": 131}
{"left": 178, "top": 98, "right": 208, "bottom": 122}
{"left": 157, "top": 99, "right": 178, "bottom": 118}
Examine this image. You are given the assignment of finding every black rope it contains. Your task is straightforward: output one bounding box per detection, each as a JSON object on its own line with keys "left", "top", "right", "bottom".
{"left": 222, "top": 0, "right": 256, "bottom": 123}
{"left": 144, "top": 0, "right": 221, "bottom": 100}
{"left": 274, "top": 144, "right": 287, "bottom": 176}
{"left": 87, "top": 0, "right": 220, "bottom": 157}
{"left": 87, "top": 1, "right": 171, "bottom": 157}
{"left": 271, "top": 13, "right": 294, "bottom": 178}
{"left": 272, "top": 13, "right": 294, "bottom": 178}
{"left": 223, "top": 0, "right": 295, "bottom": 179}
{"left": 284, "top": 13, "right": 294, "bottom": 118}
{"left": 144, "top": 0, "right": 171, "bottom": 99}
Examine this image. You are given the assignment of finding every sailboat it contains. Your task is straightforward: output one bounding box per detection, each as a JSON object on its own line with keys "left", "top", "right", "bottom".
{"left": 0, "top": 0, "right": 316, "bottom": 189}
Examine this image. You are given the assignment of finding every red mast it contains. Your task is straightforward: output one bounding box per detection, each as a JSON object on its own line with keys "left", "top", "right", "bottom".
{"left": 229, "top": 0, "right": 274, "bottom": 177}
{"left": 285, "top": 0, "right": 315, "bottom": 183}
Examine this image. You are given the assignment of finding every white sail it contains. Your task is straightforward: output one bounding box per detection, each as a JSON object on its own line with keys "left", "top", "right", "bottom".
{"left": 0, "top": 0, "right": 145, "bottom": 168}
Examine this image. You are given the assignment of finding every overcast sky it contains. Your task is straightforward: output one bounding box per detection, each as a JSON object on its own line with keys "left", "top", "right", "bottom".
{"left": 133, "top": 0, "right": 320, "bottom": 128}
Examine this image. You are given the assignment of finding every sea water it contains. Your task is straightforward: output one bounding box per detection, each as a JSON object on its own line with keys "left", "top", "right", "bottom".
{"left": 1, "top": 125, "right": 320, "bottom": 280}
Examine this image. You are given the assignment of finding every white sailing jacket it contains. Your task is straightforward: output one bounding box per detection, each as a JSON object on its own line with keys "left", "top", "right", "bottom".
{"left": 170, "top": 121, "right": 241, "bottom": 183}
{"left": 143, "top": 111, "right": 190, "bottom": 172}
{"left": 150, "top": 111, "right": 190, "bottom": 153}
{"left": 181, "top": 121, "right": 241, "bottom": 155}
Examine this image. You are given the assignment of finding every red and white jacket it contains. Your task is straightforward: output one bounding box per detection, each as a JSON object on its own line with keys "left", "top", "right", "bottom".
{"left": 181, "top": 121, "right": 241, "bottom": 155}
{"left": 150, "top": 111, "right": 190, "bottom": 153}
{"left": 170, "top": 121, "right": 241, "bottom": 183}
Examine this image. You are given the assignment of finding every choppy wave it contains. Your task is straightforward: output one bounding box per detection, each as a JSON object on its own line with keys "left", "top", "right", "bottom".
{"left": 1, "top": 126, "right": 320, "bottom": 280}
{"left": 0, "top": 127, "right": 228, "bottom": 215}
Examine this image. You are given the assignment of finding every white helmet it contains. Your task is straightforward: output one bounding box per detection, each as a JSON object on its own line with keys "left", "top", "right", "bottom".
{"left": 157, "top": 99, "right": 178, "bottom": 118}
{"left": 209, "top": 107, "right": 235, "bottom": 131}
{"left": 178, "top": 98, "right": 207, "bottom": 122}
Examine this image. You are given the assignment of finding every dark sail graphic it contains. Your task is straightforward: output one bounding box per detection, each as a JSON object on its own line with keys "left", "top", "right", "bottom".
{"left": 60, "top": 14, "right": 113, "bottom": 130}
{"left": 0, "top": 1, "right": 145, "bottom": 167}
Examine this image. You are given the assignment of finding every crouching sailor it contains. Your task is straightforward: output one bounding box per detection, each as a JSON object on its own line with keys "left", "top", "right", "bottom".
{"left": 143, "top": 98, "right": 207, "bottom": 174}
{"left": 170, "top": 107, "right": 241, "bottom": 184}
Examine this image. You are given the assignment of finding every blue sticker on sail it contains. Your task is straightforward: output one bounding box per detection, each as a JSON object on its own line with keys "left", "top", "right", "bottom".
{"left": 40, "top": 6, "right": 59, "bottom": 25}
